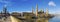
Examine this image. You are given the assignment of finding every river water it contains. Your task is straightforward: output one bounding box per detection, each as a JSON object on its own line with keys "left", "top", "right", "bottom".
{"left": 49, "top": 15, "right": 60, "bottom": 22}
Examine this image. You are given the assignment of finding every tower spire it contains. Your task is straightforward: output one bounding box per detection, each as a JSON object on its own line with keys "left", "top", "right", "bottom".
{"left": 32, "top": 6, "right": 34, "bottom": 15}
{"left": 36, "top": 4, "right": 38, "bottom": 17}
{"left": 46, "top": 8, "right": 49, "bottom": 16}
{"left": 3, "top": 5, "right": 7, "bottom": 13}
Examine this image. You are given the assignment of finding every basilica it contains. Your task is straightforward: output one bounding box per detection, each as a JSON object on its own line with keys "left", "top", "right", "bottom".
{"left": 0, "top": 4, "right": 54, "bottom": 22}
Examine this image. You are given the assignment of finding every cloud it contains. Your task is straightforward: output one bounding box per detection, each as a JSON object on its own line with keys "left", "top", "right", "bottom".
{"left": 20, "top": 11, "right": 32, "bottom": 13}
{"left": 10, "top": 11, "right": 32, "bottom": 13}
{"left": 0, "top": 0, "right": 10, "bottom": 3}
{"left": 48, "top": 1, "right": 56, "bottom": 7}
{"left": 0, "top": 0, "right": 12, "bottom": 7}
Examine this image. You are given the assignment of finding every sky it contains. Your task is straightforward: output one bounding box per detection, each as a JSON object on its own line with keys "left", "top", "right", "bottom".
{"left": 0, "top": 0, "right": 60, "bottom": 14}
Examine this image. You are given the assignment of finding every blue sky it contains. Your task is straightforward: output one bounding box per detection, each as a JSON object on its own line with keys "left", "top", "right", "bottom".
{"left": 0, "top": 0, "right": 60, "bottom": 14}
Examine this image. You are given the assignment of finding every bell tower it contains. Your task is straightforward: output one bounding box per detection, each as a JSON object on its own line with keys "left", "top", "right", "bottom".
{"left": 36, "top": 4, "right": 38, "bottom": 17}
{"left": 32, "top": 6, "right": 34, "bottom": 15}
{"left": 46, "top": 8, "right": 49, "bottom": 17}
{"left": 2, "top": 5, "right": 9, "bottom": 17}
{"left": 3, "top": 5, "right": 7, "bottom": 14}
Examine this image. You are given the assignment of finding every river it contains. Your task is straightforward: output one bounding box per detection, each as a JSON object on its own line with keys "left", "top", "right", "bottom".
{"left": 49, "top": 15, "right": 60, "bottom": 22}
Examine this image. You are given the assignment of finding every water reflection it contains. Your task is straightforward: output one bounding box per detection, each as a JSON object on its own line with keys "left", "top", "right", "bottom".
{"left": 10, "top": 15, "right": 56, "bottom": 22}
{"left": 49, "top": 16, "right": 60, "bottom": 22}
{"left": 36, "top": 18, "right": 49, "bottom": 22}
